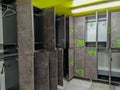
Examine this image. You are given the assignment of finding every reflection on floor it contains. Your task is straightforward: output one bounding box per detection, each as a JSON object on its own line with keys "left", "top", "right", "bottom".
{"left": 58, "top": 78, "right": 120, "bottom": 90}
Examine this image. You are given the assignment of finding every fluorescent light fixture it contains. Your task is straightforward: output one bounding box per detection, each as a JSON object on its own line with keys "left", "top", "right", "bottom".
{"left": 72, "top": 1, "right": 120, "bottom": 13}
{"left": 73, "top": 0, "right": 99, "bottom": 6}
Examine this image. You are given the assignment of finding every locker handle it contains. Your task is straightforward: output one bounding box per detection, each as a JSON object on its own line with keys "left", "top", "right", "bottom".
{"left": 1, "top": 63, "right": 6, "bottom": 74}
{"left": 110, "top": 57, "right": 112, "bottom": 61}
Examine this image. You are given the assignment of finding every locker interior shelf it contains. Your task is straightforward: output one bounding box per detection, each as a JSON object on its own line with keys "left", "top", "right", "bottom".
{"left": 98, "top": 66, "right": 120, "bottom": 77}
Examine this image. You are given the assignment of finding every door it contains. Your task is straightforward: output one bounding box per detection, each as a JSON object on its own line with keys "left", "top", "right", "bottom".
{"left": 111, "top": 51, "right": 120, "bottom": 83}
{"left": 0, "top": 60, "right": 5, "bottom": 90}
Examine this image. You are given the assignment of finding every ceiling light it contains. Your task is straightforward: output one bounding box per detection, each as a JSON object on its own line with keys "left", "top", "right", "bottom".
{"left": 73, "top": 0, "right": 101, "bottom": 6}
{"left": 72, "top": 1, "right": 120, "bottom": 13}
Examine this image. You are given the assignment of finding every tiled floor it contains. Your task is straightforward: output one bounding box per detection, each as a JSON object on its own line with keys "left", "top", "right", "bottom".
{"left": 58, "top": 78, "right": 120, "bottom": 90}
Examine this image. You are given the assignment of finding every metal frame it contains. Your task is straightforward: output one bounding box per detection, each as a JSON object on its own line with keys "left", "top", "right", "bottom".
{"left": 96, "top": 11, "right": 98, "bottom": 82}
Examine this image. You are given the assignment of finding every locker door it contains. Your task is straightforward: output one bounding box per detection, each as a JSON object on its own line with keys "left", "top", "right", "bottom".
{"left": 85, "top": 48, "right": 97, "bottom": 80}
{"left": 0, "top": 60, "right": 5, "bottom": 90}
{"left": 74, "top": 17, "right": 85, "bottom": 48}
{"left": 111, "top": 52, "right": 120, "bottom": 83}
{"left": 68, "top": 48, "right": 75, "bottom": 80}
{"left": 56, "top": 16, "right": 66, "bottom": 49}
{"left": 111, "top": 12, "right": 120, "bottom": 48}
{"left": 75, "top": 48, "right": 85, "bottom": 78}
{"left": 69, "top": 17, "right": 74, "bottom": 48}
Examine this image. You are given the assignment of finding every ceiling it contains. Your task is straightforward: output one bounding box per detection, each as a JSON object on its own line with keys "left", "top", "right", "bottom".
{"left": 32, "top": 0, "right": 120, "bottom": 16}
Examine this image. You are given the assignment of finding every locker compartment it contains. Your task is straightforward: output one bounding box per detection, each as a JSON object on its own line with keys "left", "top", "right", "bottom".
{"left": 34, "top": 7, "right": 44, "bottom": 50}
{"left": 111, "top": 12, "right": 120, "bottom": 48}
{"left": 68, "top": 48, "right": 75, "bottom": 80}
{"left": 0, "top": 5, "right": 17, "bottom": 54}
{"left": 63, "top": 49, "right": 69, "bottom": 79}
{"left": 3, "top": 14, "right": 17, "bottom": 44}
{"left": 85, "top": 47, "right": 97, "bottom": 80}
{"left": 63, "top": 48, "right": 75, "bottom": 80}
{"left": 43, "top": 8, "right": 56, "bottom": 51}
{"left": 57, "top": 49, "right": 64, "bottom": 86}
{"left": 98, "top": 51, "right": 110, "bottom": 76}
{"left": 67, "top": 17, "right": 74, "bottom": 48}
{"left": 0, "top": 55, "right": 19, "bottom": 90}
{"left": 34, "top": 52, "right": 49, "bottom": 90}
{"left": 86, "top": 15, "right": 107, "bottom": 48}
{"left": 74, "top": 17, "right": 86, "bottom": 48}
{"left": 0, "top": 60, "right": 5, "bottom": 90}
{"left": 75, "top": 48, "right": 85, "bottom": 78}
{"left": 111, "top": 52, "right": 120, "bottom": 78}
{"left": 49, "top": 51, "right": 58, "bottom": 90}
{"left": 56, "top": 15, "right": 66, "bottom": 49}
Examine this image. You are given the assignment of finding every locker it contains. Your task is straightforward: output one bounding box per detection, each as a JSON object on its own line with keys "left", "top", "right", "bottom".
{"left": 85, "top": 48, "right": 97, "bottom": 80}
{"left": 98, "top": 51, "right": 110, "bottom": 76}
{"left": 56, "top": 16, "right": 66, "bottom": 49}
{"left": 4, "top": 56, "right": 19, "bottom": 90}
{"left": 34, "top": 7, "right": 44, "bottom": 50}
{"left": 17, "top": 1, "right": 35, "bottom": 89}
{"left": 19, "top": 54, "right": 34, "bottom": 90}
{"left": 0, "top": 55, "right": 19, "bottom": 90}
{"left": 75, "top": 48, "right": 85, "bottom": 78}
{"left": 74, "top": 17, "right": 86, "bottom": 48}
{"left": 111, "top": 52, "right": 120, "bottom": 78}
{"left": 57, "top": 49, "right": 63, "bottom": 86}
{"left": 49, "top": 51, "right": 58, "bottom": 90}
{"left": 68, "top": 48, "right": 75, "bottom": 79}
{"left": 0, "top": 60, "right": 5, "bottom": 90}
{"left": 34, "top": 52, "right": 49, "bottom": 90}
{"left": 0, "top": 5, "right": 17, "bottom": 45}
{"left": 69, "top": 17, "right": 74, "bottom": 48}
{"left": 43, "top": 8, "right": 56, "bottom": 51}
{"left": 3, "top": 14, "right": 17, "bottom": 44}
{"left": 111, "top": 12, "right": 120, "bottom": 48}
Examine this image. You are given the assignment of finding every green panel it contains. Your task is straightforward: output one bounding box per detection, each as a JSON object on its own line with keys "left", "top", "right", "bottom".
{"left": 70, "top": 29, "right": 74, "bottom": 36}
{"left": 76, "top": 40, "right": 85, "bottom": 47}
{"left": 88, "top": 50, "right": 97, "bottom": 56}
{"left": 116, "top": 39, "right": 120, "bottom": 47}
{"left": 70, "top": 59, "right": 74, "bottom": 66}
{"left": 76, "top": 69, "right": 84, "bottom": 77}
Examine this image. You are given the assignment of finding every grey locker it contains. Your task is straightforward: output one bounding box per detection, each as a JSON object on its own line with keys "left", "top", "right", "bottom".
{"left": 85, "top": 48, "right": 97, "bottom": 80}
{"left": 34, "top": 8, "right": 44, "bottom": 50}
{"left": 3, "top": 14, "right": 17, "bottom": 44}
{"left": 43, "top": 8, "right": 56, "bottom": 51}
{"left": 111, "top": 52, "right": 120, "bottom": 78}
{"left": 57, "top": 49, "right": 63, "bottom": 86}
{"left": 34, "top": 52, "right": 49, "bottom": 90}
{"left": 18, "top": 54, "right": 34, "bottom": 90}
{"left": 75, "top": 48, "right": 85, "bottom": 78}
{"left": 74, "top": 17, "right": 85, "bottom": 48}
{"left": 49, "top": 51, "right": 58, "bottom": 90}
{"left": 69, "top": 17, "right": 74, "bottom": 48}
{"left": 56, "top": 16, "right": 66, "bottom": 49}
{"left": 111, "top": 12, "right": 120, "bottom": 48}
{"left": 0, "top": 5, "right": 17, "bottom": 45}
{"left": 4, "top": 57, "right": 19, "bottom": 90}
{"left": 0, "top": 60, "right": 5, "bottom": 90}
{"left": 17, "top": 1, "right": 35, "bottom": 89}
{"left": 68, "top": 48, "right": 75, "bottom": 80}
{"left": 98, "top": 51, "right": 110, "bottom": 76}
